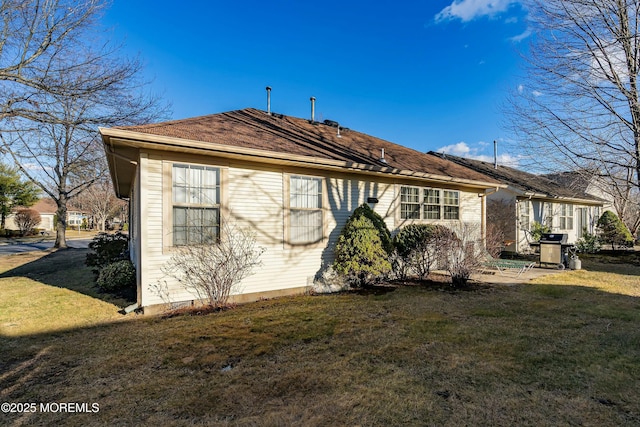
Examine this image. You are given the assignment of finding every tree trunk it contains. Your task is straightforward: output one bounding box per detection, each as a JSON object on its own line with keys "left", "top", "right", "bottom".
{"left": 55, "top": 199, "right": 68, "bottom": 249}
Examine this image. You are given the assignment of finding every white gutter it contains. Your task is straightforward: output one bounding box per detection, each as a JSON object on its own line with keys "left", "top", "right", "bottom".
{"left": 100, "top": 127, "right": 505, "bottom": 190}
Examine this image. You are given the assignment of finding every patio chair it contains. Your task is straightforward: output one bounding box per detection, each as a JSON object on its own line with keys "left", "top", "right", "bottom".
{"left": 481, "top": 255, "right": 536, "bottom": 279}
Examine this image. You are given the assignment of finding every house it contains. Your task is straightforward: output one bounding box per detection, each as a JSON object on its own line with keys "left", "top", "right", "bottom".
{"left": 5, "top": 198, "right": 88, "bottom": 232}
{"left": 428, "top": 152, "right": 606, "bottom": 253}
{"left": 6, "top": 197, "right": 87, "bottom": 231}
{"left": 100, "top": 108, "right": 503, "bottom": 313}
{"left": 543, "top": 171, "right": 616, "bottom": 214}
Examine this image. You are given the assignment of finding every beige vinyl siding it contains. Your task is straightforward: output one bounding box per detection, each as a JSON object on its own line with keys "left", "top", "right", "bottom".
{"left": 135, "top": 154, "right": 488, "bottom": 308}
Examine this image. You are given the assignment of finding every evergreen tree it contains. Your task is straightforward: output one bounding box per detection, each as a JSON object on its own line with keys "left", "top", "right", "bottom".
{"left": 597, "top": 211, "right": 633, "bottom": 251}
{"left": 334, "top": 215, "right": 391, "bottom": 287}
{"left": 0, "top": 163, "right": 39, "bottom": 229}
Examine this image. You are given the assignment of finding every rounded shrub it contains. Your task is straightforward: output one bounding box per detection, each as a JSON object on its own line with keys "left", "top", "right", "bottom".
{"left": 597, "top": 210, "right": 633, "bottom": 250}
{"left": 333, "top": 215, "right": 391, "bottom": 286}
{"left": 97, "top": 260, "right": 136, "bottom": 293}
{"left": 350, "top": 203, "right": 393, "bottom": 254}
{"left": 86, "top": 232, "right": 129, "bottom": 275}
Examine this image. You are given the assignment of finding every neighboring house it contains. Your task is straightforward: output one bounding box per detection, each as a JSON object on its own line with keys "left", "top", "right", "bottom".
{"left": 428, "top": 152, "right": 606, "bottom": 253}
{"left": 5, "top": 198, "right": 56, "bottom": 232}
{"left": 101, "top": 108, "right": 502, "bottom": 313}
{"left": 6, "top": 198, "right": 87, "bottom": 232}
{"left": 543, "top": 171, "right": 616, "bottom": 214}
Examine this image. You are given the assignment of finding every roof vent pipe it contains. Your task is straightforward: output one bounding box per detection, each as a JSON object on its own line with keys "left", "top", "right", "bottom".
{"left": 380, "top": 148, "right": 387, "bottom": 164}
{"left": 493, "top": 140, "right": 498, "bottom": 169}
{"left": 266, "top": 86, "right": 272, "bottom": 115}
{"left": 310, "top": 96, "right": 315, "bottom": 122}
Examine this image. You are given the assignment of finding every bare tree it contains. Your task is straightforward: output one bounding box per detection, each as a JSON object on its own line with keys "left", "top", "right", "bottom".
{"left": 506, "top": 0, "right": 640, "bottom": 232}
{"left": 486, "top": 199, "right": 514, "bottom": 255}
{"left": 75, "top": 176, "right": 125, "bottom": 231}
{"left": 0, "top": 0, "right": 167, "bottom": 248}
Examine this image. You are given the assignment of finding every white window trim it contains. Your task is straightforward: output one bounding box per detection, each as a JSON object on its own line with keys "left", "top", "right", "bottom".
{"left": 284, "top": 173, "right": 327, "bottom": 247}
{"left": 163, "top": 160, "right": 228, "bottom": 251}
{"left": 399, "top": 185, "right": 461, "bottom": 221}
{"left": 558, "top": 203, "right": 574, "bottom": 231}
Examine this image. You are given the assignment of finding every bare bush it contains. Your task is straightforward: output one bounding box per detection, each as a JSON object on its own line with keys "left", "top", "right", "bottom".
{"left": 161, "top": 221, "right": 265, "bottom": 309}
{"left": 14, "top": 208, "right": 41, "bottom": 236}
{"left": 439, "top": 223, "right": 485, "bottom": 288}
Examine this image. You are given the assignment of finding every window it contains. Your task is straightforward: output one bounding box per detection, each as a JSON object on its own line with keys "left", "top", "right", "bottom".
{"left": 290, "top": 175, "right": 323, "bottom": 244}
{"left": 559, "top": 203, "right": 573, "bottom": 230}
{"left": 544, "top": 202, "right": 554, "bottom": 229}
{"left": 401, "top": 187, "right": 421, "bottom": 219}
{"left": 400, "top": 186, "right": 460, "bottom": 220}
{"left": 424, "top": 189, "right": 440, "bottom": 219}
{"left": 172, "top": 164, "right": 220, "bottom": 245}
{"left": 519, "top": 201, "right": 530, "bottom": 230}
{"left": 443, "top": 190, "right": 459, "bottom": 220}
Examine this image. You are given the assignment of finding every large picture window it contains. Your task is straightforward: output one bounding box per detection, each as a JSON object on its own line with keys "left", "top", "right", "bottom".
{"left": 172, "top": 164, "right": 220, "bottom": 245}
{"left": 290, "top": 175, "right": 323, "bottom": 244}
{"left": 400, "top": 186, "right": 460, "bottom": 220}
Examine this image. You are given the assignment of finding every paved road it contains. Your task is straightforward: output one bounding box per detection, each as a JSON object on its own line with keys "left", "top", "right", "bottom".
{"left": 0, "top": 238, "right": 91, "bottom": 255}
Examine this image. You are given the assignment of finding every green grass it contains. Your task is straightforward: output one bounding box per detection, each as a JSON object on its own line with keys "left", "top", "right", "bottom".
{"left": 1, "top": 250, "right": 639, "bottom": 426}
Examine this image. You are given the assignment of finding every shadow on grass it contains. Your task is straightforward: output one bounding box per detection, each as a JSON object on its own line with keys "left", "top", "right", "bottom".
{"left": 578, "top": 255, "right": 640, "bottom": 275}
{"left": 0, "top": 282, "right": 639, "bottom": 426}
{"left": 0, "top": 248, "right": 135, "bottom": 307}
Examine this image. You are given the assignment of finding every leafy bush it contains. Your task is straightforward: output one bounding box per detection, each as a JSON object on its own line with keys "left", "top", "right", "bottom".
{"left": 86, "top": 232, "right": 129, "bottom": 275}
{"left": 597, "top": 210, "right": 634, "bottom": 250}
{"left": 97, "top": 260, "right": 136, "bottom": 292}
{"left": 575, "top": 229, "right": 601, "bottom": 253}
{"left": 530, "top": 221, "right": 551, "bottom": 242}
{"left": 350, "top": 204, "right": 393, "bottom": 254}
{"left": 393, "top": 224, "right": 451, "bottom": 280}
{"left": 334, "top": 215, "right": 391, "bottom": 287}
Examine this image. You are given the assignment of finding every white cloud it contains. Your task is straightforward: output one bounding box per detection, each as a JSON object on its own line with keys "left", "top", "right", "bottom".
{"left": 516, "top": 84, "right": 542, "bottom": 97}
{"left": 435, "top": 0, "right": 519, "bottom": 23}
{"left": 438, "top": 141, "right": 473, "bottom": 157}
{"left": 509, "top": 27, "right": 531, "bottom": 42}
{"left": 436, "top": 141, "right": 521, "bottom": 167}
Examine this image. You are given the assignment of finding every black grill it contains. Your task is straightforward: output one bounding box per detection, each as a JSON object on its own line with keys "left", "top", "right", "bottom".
{"left": 539, "top": 233, "right": 569, "bottom": 244}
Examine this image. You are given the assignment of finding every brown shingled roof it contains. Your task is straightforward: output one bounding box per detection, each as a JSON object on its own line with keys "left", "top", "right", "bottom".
{"left": 115, "top": 108, "right": 499, "bottom": 185}
{"left": 428, "top": 152, "right": 603, "bottom": 202}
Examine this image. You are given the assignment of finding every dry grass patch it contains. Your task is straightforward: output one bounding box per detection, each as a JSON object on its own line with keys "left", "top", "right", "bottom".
{"left": 1, "top": 254, "right": 639, "bottom": 425}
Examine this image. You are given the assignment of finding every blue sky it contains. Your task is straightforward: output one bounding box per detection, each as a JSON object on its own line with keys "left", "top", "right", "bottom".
{"left": 102, "top": 0, "right": 529, "bottom": 163}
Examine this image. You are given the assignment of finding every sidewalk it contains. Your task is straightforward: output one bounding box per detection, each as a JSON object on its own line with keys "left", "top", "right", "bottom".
{"left": 0, "top": 230, "right": 99, "bottom": 245}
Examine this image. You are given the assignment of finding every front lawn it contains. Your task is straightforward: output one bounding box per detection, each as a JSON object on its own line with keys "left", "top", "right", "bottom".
{"left": 0, "top": 251, "right": 639, "bottom": 426}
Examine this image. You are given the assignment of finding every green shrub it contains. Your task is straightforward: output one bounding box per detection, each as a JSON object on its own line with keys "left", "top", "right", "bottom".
{"left": 96, "top": 260, "right": 136, "bottom": 292}
{"left": 597, "top": 211, "right": 634, "bottom": 250}
{"left": 575, "top": 229, "right": 601, "bottom": 253}
{"left": 530, "top": 221, "right": 551, "bottom": 242}
{"left": 334, "top": 215, "right": 391, "bottom": 287}
{"left": 350, "top": 204, "right": 393, "bottom": 254}
{"left": 393, "top": 224, "right": 450, "bottom": 280}
{"left": 86, "top": 232, "right": 129, "bottom": 275}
